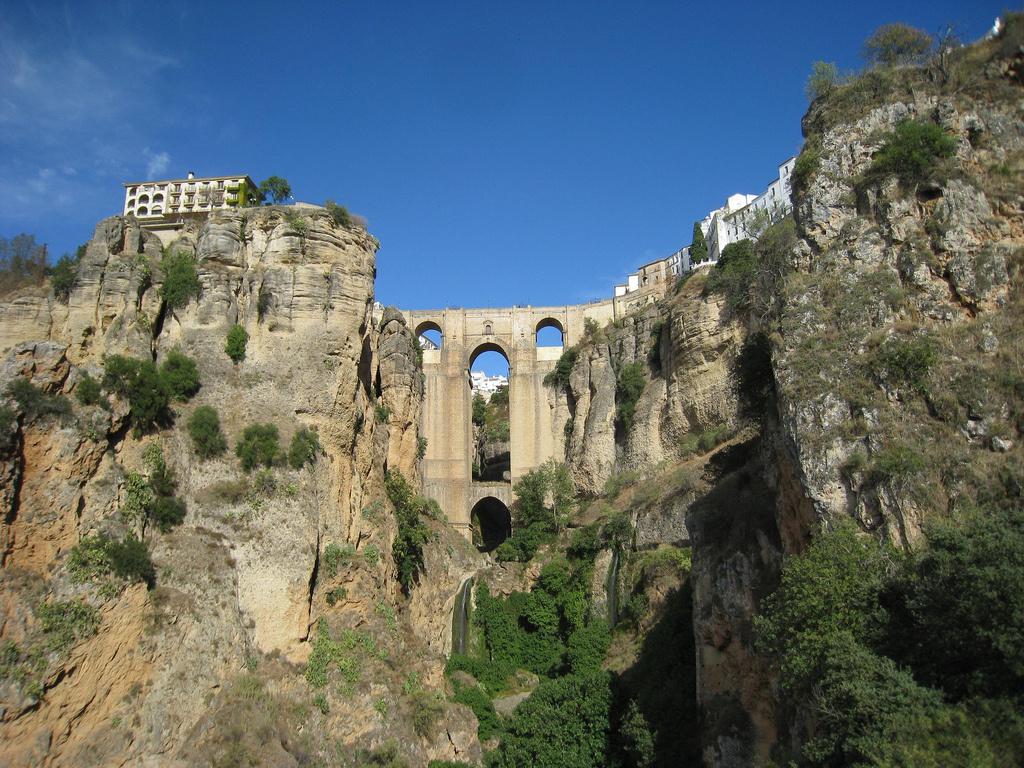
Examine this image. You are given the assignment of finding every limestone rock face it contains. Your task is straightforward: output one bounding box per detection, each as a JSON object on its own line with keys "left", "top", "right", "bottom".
{"left": 0, "top": 207, "right": 484, "bottom": 767}
{"left": 565, "top": 344, "right": 617, "bottom": 494}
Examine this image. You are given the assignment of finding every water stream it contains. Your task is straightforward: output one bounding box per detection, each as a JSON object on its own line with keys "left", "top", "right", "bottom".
{"left": 451, "top": 577, "right": 473, "bottom": 655}
{"left": 607, "top": 547, "right": 620, "bottom": 629}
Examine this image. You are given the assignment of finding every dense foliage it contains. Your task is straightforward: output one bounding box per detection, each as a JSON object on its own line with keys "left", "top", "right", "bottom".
{"left": 3, "top": 378, "right": 72, "bottom": 422}
{"left": 288, "top": 427, "right": 322, "bottom": 469}
{"left": 614, "top": 361, "right": 646, "bottom": 435}
{"left": 159, "top": 348, "right": 201, "bottom": 401}
{"left": 495, "top": 460, "right": 573, "bottom": 562}
{"left": 860, "top": 22, "right": 933, "bottom": 68}
{"left": 543, "top": 347, "right": 578, "bottom": 389}
{"left": 759, "top": 511, "right": 1024, "bottom": 766}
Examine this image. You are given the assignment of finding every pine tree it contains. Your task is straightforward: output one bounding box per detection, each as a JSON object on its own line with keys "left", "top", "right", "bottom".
{"left": 690, "top": 222, "right": 708, "bottom": 264}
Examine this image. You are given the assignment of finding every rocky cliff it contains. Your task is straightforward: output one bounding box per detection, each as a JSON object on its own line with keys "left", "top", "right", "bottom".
{"left": 0, "top": 209, "right": 483, "bottom": 767}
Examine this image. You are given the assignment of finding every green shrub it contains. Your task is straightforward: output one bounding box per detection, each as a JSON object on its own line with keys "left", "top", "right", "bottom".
{"left": 4, "top": 378, "right": 72, "bottom": 422}
{"left": 615, "top": 361, "right": 646, "bottom": 435}
{"left": 160, "top": 251, "right": 201, "bottom": 310}
{"left": 870, "top": 119, "right": 957, "bottom": 187}
{"left": 704, "top": 238, "right": 757, "bottom": 312}
{"left": 375, "top": 404, "right": 391, "bottom": 422}
{"left": 102, "top": 356, "right": 171, "bottom": 437}
{"left": 486, "top": 419, "right": 510, "bottom": 441}
{"left": 323, "top": 542, "right": 355, "bottom": 577}
{"left": 386, "top": 470, "right": 433, "bottom": 592}
{"left": 602, "top": 513, "right": 633, "bottom": 546}
{"left": 324, "top": 199, "right": 353, "bottom": 228}
{"left": 159, "top": 348, "right": 200, "bottom": 401}
{"left": 870, "top": 334, "right": 937, "bottom": 394}
{"left": 235, "top": 423, "right": 279, "bottom": 472}
{"left": 288, "top": 427, "right": 322, "bottom": 469}
{"left": 417, "top": 435, "right": 428, "bottom": 460}
{"left": 37, "top": 600, "right": 100, "bottom": 652}
{"left": 409, "top": 690, "right": 445, "bottom": 738}
{"left": 74, "top": 374, "right": 106, "bottom": 408}
{"left": 494, "top": 672, "right": 612, "bottom": 768}
{"left": 152, "top": 496, "right": 187, "bottom": 532}
{"left": 363, "top": 544, "right": 380, "bottom": 567}
{"left": 603, "top": 470, "right": 639, "bottom": 499}
{"left": 104, "top": 534, "right": 156, "bottom": 585}
{"left": 49, "top": 252, "right": 80, "bottom": 303}
{"left": 451, "top": 683, "right": 502, "bottom": 741}
{"left": 188, "top": 405, "right": 228, "bottom": 459}
{"left": 860, "top": 22, "right": 933, "bottom": 68}
{"left": 225, "top": 324, "right": 249, "bottom": 364}
{"left": 544, "top": 347, "right": 578, "bottom": 389}
{"left": 494, "top": 523, "right": 552, "bottom": 563}
{"left": 805, "top": 60, "right": 842, "bottom": 101}
{"left": 568, "top": 524, "right": 602, "bottom": 560}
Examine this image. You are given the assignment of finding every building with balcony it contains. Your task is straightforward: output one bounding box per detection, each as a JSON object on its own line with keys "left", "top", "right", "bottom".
{"left": 122, "top": 173, "right": 258, "bottom": 222}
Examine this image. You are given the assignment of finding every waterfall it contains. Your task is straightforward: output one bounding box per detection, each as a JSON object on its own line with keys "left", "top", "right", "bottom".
{"left": 607, "top": 547, "right": 620, "bottom": 629}
{"left": 451, "top": 577, "right": 473, "bottom": 655}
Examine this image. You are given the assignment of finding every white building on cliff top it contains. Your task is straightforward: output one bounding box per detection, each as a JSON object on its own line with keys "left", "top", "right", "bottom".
{"left": 123, "top": 173, "right": 258, "bottom": 222}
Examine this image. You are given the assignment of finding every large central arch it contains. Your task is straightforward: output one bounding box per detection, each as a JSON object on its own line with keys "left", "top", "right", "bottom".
{"left": 402, "top": 297, "right": 649, "bottom": 538}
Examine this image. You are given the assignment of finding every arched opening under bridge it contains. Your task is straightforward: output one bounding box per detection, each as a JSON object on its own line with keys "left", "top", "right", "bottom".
{"left": 471, "top": 496, "right": 512, "bottom": 552}
{"left": 470, "top": 344, "right": 511, "bottom": 483}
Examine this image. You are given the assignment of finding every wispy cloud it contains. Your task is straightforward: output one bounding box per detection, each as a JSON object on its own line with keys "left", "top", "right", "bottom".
{"left": 0, "top": 5, "right": 186, "bottom": 243}
{"left": 146, "top": 150, "right": 171, "bottom": 179}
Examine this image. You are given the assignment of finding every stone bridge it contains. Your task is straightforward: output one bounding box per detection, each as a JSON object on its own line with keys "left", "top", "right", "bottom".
{"left": 401, "top": 290, "right": 659, "bottom": 543}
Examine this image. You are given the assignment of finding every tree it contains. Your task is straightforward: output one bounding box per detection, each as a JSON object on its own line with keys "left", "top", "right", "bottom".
{"left": 805, "top": 61, "right": 841, "bottom": 102}
{"left": 860, "top": 23, "right": 934, "bottom": 68}
{"left": 870, "top": 118, "right": 957, "bottom": 186}
{"left": 472, "top": 393, "right": 487, "bottom": 426}
{"left": 159, "top": 348, "right": 200, "bottom": 401}
{"left": 496, "top": 672, "right": 613, "bottom": 768}
{"left": 0, "top": 233, "right": 49, "bottom": 295}
{"left": 259, "top": 176, "right": 291, "bottom": 204}
{"left": 690, "top": 221, "right": 707, "bottom": 265}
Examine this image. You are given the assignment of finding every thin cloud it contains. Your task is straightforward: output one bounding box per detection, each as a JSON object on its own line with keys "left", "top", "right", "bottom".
{"left": 146, "top": 151, "right": 171, "bottom": 179}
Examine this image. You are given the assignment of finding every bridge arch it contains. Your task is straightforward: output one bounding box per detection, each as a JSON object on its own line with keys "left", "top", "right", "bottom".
{"left": 469, "top": 341, "right": 510, "bottom": 369}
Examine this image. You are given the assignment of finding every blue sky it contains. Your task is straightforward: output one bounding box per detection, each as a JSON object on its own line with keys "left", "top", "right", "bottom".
{"left": 1, "top": 1, "right": 1006, "bottom": 317}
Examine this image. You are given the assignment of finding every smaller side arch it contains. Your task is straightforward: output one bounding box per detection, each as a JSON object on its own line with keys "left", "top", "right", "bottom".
{"left": 416, "top": 320, "right": 443, "bottom": 349}
{"left": 535, "top": 317, "right": 565, "bottom": 347}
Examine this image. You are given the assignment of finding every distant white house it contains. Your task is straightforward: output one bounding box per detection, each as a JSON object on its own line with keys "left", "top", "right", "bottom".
{"left": 703, "top": 157, "right": 796, "bottom": 264}
{"left": 614, "top": 157, "right": 795, "bottom": 294}
{"left": 470, "top": 370, "right": 508, "bottom": 399}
